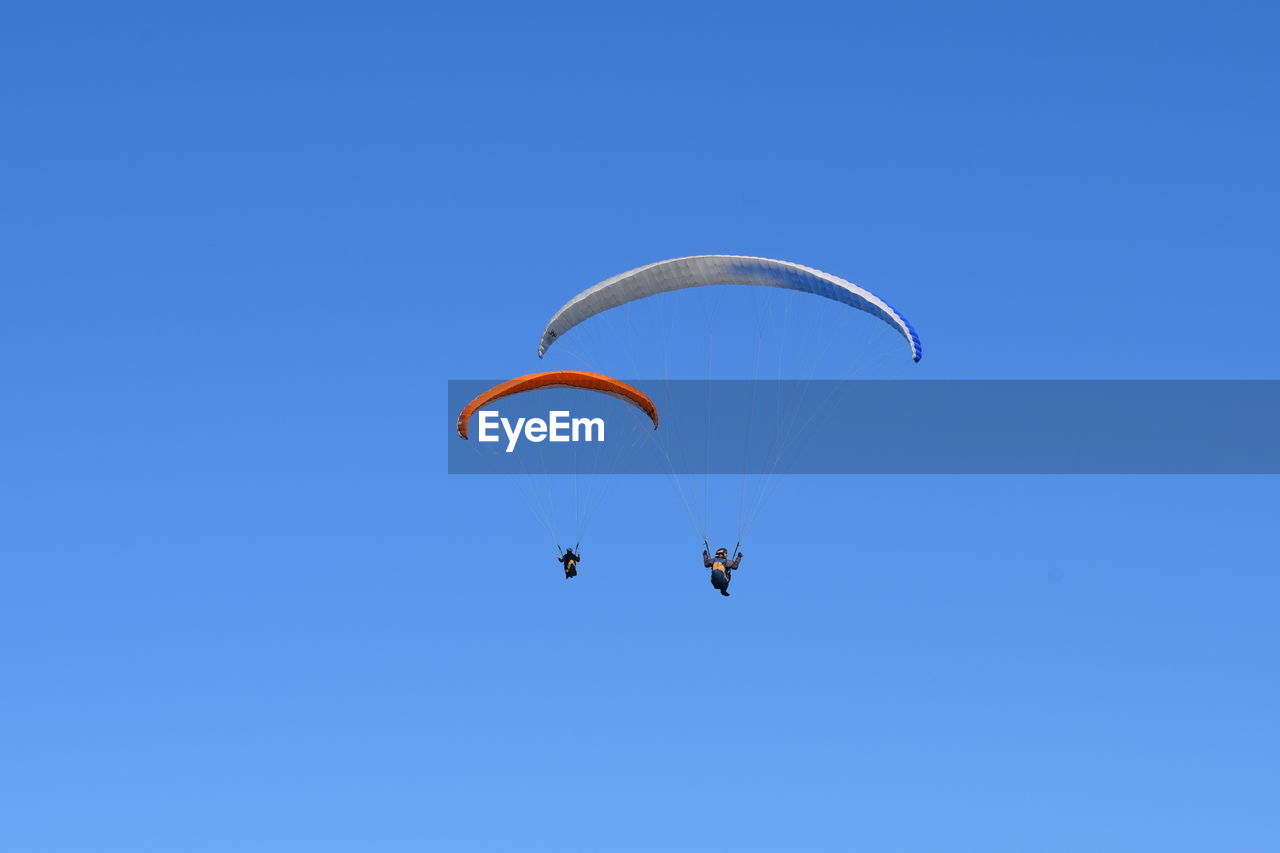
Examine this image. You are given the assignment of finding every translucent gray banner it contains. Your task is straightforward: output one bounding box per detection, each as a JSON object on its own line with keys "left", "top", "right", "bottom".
{"left": 448, "top": 380, "right": 1280, "bottom": 474}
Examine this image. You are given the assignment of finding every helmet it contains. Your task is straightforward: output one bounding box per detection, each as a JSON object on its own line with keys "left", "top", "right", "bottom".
{"left": 715, "top": 548, "right": 728, "bottom": 556}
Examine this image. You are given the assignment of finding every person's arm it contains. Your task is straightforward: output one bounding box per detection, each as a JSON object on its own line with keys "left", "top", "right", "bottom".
{"left": 703, "top": 550, "right": 713, "bottom": 567}
{"left": 728, "top": 552, "right": 743, "bottom": 570}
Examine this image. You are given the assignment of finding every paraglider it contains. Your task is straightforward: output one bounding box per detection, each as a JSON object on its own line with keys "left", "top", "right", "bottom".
{"left": 456, "top": 370, "right": 658, "bottom": 439}
{"left": 456, "top": 371, "right": 660, "bottom": 579}
{"left": 537, "top": 254, "right": 922, "bottom": 363}
{"left": 558, "top": 547, "right": 581, "bottom": 579}
{"left": 704, "top": 546, "right": 743, "bottom": 597}
{"left": 531, "top": 255, "right": 923, "bottom": 597}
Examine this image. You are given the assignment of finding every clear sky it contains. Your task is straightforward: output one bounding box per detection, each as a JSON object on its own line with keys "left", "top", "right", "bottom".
{"left": 3, "top": 2, "right": 1278, "bottom": 851}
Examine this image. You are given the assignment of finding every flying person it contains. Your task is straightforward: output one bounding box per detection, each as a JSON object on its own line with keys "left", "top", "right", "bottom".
{"left": 558, "top": 547, "right": 581, "bottom": 579}
{"left": 704, "top": 546, "right": 742, "bottom": 597}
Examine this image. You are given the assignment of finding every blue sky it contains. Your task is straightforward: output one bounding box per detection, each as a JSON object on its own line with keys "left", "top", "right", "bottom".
{"left": 3, "top": 2, "right": 1278, "bottom": 851}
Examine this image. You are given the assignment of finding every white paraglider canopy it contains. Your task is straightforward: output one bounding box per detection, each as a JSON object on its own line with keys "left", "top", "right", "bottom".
{"left": 537, "top": 255, "right": 922, "bottom": 362}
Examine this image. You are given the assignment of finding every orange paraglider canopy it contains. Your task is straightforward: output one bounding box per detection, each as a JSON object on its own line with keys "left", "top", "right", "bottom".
{"left": 456, "top": 371, "right": 659, "bottom": 439}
